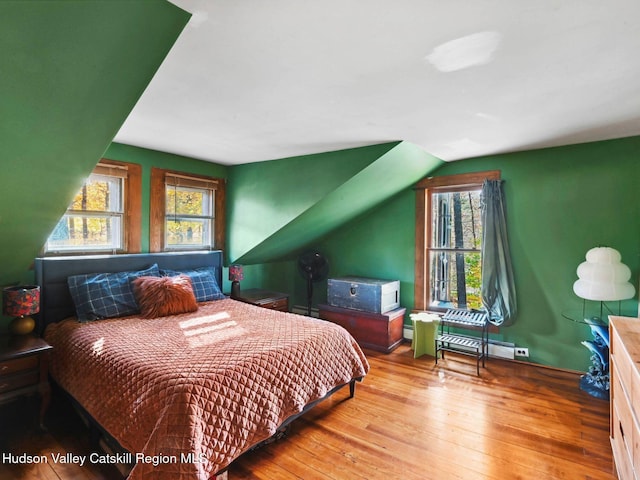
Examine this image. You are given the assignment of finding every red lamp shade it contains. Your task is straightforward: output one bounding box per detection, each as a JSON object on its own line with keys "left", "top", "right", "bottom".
{"left": 3, "top": 285, "right": 40, "bottom": 317}
{"left": 229, "top": 264, "right": 244, "bottom": 282}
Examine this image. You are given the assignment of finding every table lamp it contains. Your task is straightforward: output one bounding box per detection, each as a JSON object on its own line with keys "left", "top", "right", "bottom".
{"left": 229, "top": 264, "right": 244, "bottom": 299}
{"left": 3, "top": 285, "right": 40, "bottom": 335}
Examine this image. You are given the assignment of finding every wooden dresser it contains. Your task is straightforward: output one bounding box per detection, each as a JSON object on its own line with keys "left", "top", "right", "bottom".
{"left": 609, "top": 315, "right": 640, "bottom": 479}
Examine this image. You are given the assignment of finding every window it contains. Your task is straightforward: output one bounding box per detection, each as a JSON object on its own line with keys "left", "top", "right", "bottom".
{"left": 430, "top": 188, "right": 482, "bottom": 309}
{"left": 150, "top": 169, "right": 225, "bottom": 252}
{"left": 45, "top": 160, "right": 141, "bottom": 254}
{"left": 165, "top": 174, "right": 214, "bottom": 250}
{"left": 414, "top": 170, "right": 500, "bottom": 312}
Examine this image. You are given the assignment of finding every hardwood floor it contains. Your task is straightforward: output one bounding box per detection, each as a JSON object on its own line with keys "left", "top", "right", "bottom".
{"left": 0, "top": 344, "right": 615, "bottom": 480}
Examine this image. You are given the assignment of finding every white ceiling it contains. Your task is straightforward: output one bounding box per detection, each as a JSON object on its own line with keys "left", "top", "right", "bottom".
{"left": 113, "top": 0, "right": 640, "bottom": 166}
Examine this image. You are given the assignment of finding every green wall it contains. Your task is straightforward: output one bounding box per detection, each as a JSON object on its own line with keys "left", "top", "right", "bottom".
{"left": 321, "top": 137, "right": 640, "bottom": 371}
{"left": 429, "top": 137, "right": 640, "bottom": 371}
{"left": 316, "top": 189, "right": 416, "bottom": 314}
{"left": 227, "top": 142, "right": 399, "bottom": 263}
{"left": 233, "top": 136, "right": 640, "bottom": 372}
{"left": 3, "top": 122, "right": 638, "bottom": 371}
{"left": 0, "top": 1, "right": 189, "bottom": 326}
{"left": 225, "top": 142, "right": 442, "bottom": 310}
{"left": 1, "top": 0, "right": 636, "bottom": 370}
{"left": 226, "top": 142, "right": 442, "bottom": 265}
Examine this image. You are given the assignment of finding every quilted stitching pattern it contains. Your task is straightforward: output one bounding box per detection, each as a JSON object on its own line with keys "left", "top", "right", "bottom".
{"left": 44, "top": 299, "right": 369, "bottom": 479}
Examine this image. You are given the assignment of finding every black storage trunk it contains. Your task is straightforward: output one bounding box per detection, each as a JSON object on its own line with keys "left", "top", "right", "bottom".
{"left": 327, "top": 276, "right": 400, "bottom": 314}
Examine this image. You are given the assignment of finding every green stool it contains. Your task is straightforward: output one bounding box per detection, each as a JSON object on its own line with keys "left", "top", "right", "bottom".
{"left": 410, "top": 312, "right": 440, "bottom": 358}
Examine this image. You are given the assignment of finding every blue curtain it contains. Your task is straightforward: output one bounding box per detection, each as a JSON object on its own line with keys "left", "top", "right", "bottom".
{"left": 481, "top": 179, "right": 517, "bottom": 326}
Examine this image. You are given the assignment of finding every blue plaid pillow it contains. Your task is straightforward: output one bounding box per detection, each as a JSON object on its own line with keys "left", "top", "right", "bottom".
{"left": 161, "top": 267, "right": 225, "bottom": 302}
{"left": 68, "top": 264, "right": 160, "bottom": 322}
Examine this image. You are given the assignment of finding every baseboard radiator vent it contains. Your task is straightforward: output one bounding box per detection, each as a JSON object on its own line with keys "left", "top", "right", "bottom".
{"left": 487, "top": 340, "right": 516, "bottom": 360}
{"left": 403, "top": 326, "right": 414, "bottom": 341}
{"left": 291, "top": 305, "right": 319, "bottom": 318}
{"left": 403, "top": 326, "right": 515, "bottom": 360}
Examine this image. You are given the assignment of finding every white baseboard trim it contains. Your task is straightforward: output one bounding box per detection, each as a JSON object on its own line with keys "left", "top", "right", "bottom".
{"left": 403, "top": 327, "right": 414, "bottom": 341}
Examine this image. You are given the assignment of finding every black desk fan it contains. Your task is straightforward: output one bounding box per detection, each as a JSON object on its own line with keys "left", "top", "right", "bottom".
{"left": 297, "top": 250, "right": 329, "bottom": 316}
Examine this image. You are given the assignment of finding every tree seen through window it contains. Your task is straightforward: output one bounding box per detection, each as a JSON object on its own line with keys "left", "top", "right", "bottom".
{"left": 430, "top": 189, "right": 483, "bottom": 310}
{"left": 47, "top": 173, "right": 123, "bottom": 252}
{"left": 165, "top": 185, "right": 213, "bottom": 249}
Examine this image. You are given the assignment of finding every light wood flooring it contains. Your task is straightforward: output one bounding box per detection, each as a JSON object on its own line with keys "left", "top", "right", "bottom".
{"left": 0, "top": 344, "right": 615, "bottom": 480}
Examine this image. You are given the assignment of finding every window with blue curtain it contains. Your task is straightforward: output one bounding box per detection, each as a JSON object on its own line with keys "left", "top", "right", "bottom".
{"left": 414, "top": 170, "right": 516, "bottom": 326}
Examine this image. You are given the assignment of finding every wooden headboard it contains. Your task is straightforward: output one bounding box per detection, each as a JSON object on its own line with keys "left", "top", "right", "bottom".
{"left": 34, "top": 250, "right": 224, "bottom": 332}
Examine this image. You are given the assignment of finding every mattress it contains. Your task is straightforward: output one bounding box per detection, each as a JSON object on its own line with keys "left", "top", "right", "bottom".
{"left": 44, "top": 298, "right": 369, "bottom": 479}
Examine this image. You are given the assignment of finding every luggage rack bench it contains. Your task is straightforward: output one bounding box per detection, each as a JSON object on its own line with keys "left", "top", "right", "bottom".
{"left": 435, "top": 309, "right": 489, "bottom": 376}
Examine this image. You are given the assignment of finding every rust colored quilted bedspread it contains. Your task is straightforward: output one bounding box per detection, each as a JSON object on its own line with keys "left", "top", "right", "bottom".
{"left": 44, "top": 298, "right": 369, "bottom": 479}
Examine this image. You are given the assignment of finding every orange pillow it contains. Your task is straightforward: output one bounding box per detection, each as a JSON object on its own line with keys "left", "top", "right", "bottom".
{"left": 132, "top": 275, "right": 198, "bottom": 318}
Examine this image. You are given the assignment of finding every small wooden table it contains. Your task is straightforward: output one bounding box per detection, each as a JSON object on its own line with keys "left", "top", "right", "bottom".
{"left": 0, "top": 335, "right": 53, "bottom": 428}
{"left": 233, "top": 288, "right": 289, "bottom": 312}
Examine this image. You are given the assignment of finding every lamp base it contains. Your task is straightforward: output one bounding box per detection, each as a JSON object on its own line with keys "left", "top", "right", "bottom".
{"left": 231, "top": 281, "right": 241, "bottom": 299}
{"left": 9, "top": 315, "right": 36, "bottom": 335}
{"left": 579, "top": 373, "right": 609, "bottom": 400}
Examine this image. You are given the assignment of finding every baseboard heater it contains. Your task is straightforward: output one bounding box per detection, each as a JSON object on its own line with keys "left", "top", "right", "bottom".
{"left": 292, "top": 305, "right": 319, "bottom": 317}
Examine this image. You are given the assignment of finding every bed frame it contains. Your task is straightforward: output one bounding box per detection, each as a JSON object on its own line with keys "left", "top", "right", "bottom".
{"left": 34, "top": 250, "right": 360, "bottom": 479}
{"left": 34, "top": 250, "right": 223, "bottom": 332}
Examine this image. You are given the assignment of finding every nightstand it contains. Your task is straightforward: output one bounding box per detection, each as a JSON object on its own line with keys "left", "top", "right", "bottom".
{"left": 0, "top": 335, "right": 53, "bottom": 428}
{"left": 233, "top": 288, "right": 289, "bottom": 312}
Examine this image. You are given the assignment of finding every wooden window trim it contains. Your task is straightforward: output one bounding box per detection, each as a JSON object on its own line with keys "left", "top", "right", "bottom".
{"left": 413, "top": 170, "right": 500, "bottom": 311}
{"left": 150, "top": 168, "right": 225, "bottom": 253}
{"left": 44, "top": 158, "right": 141, "bottom": 255}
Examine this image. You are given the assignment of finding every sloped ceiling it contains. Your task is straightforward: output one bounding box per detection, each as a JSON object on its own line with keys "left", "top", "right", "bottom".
{"left": 227, "top": 142, "right": 443, "bottom": 264}
{"left": 114, "top": 0, "right": 640, "bottom": 165}
{"left": 0, "top": 1, "right": 189, "bottom": 286}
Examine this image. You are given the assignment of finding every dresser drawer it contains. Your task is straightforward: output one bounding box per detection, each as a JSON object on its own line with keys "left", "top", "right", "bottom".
{"left": 0, "top": 336, "right": 52, "bottom": 427}
{"left": 629, "top": 362, "right": 640, "bottom": 429}
{"left": 610, "top": 316, "right": 640, "bottom": 480}
{"left": 235, "top": 289, "right": 289, "bottom": 311}
{"left": 0, "top": 355, "right": 39, "bottom": 377}
{"left": 256, "top": 297, "right": 288, "bottom": 311}
{"left": 612, "top": 327, "right": 633, "bottom": 392}
{"left": 614, "top": 372, "right": 636, "bottom": 458}
{"left": 0, "top": 370, "right": 39, "bottom": 394}
{"left": 612, "top": 401, "right": 635, "bottom": 480}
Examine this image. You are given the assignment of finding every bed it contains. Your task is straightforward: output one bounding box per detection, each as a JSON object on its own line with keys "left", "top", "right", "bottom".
{"left": 35, "top": 251, "right": 369, "bottom": 480}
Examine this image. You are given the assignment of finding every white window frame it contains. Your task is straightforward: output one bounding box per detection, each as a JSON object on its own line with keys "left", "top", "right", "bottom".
{"left": 45, "top": 163, "right": 128, "bottom": 254}
{"left": 428, "top": 187, "right": 483, "bottom": 310}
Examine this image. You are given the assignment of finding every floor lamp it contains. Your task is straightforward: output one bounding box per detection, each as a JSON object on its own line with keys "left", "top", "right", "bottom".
{"left": 573, "top": 246, "right": 635, "bottom": 398}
